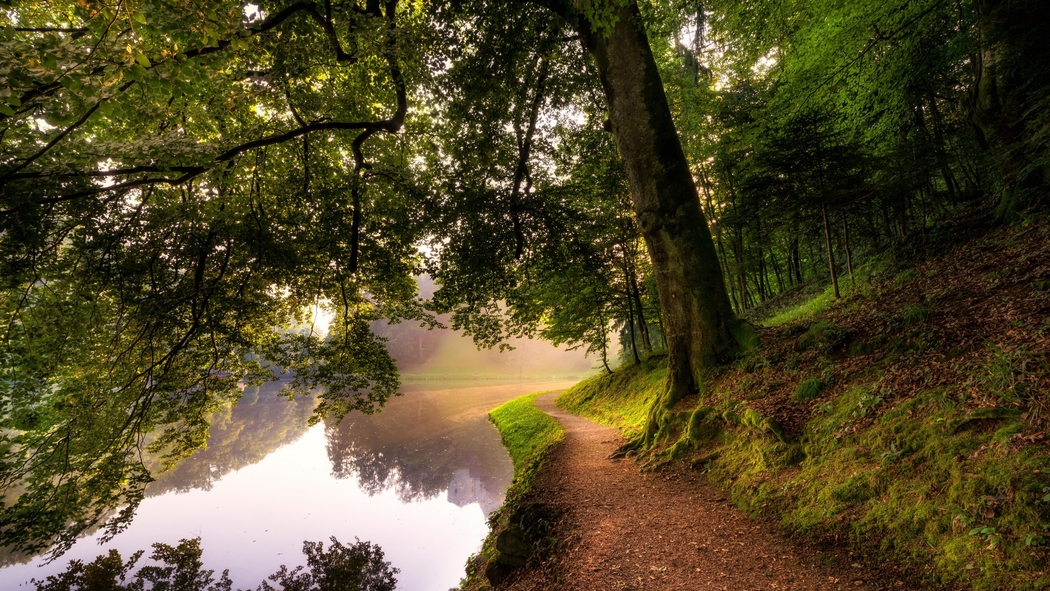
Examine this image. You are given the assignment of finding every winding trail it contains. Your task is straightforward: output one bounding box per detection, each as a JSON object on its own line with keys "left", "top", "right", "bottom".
{"left": 502, "top": 392, "right": 913, "bottom": 591}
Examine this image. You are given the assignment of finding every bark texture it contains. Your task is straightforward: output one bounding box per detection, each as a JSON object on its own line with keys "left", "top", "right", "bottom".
{"left": 578, "top": 2, "right": 741, "bottom": 408}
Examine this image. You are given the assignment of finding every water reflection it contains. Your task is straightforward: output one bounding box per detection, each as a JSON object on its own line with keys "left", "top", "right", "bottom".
{"left": 326, "top": 384, "right": 529, "bottom": 515}
{"left": 0, "top": 381, "right": 574, "bottom": 591}
{"left": 146, "top": 380, "right": 315, "bottom": 496}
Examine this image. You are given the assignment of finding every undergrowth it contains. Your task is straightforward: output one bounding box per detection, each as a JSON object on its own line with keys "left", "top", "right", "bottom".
{"left": 556, "top": 223, "right": 1050, "bottom": 590}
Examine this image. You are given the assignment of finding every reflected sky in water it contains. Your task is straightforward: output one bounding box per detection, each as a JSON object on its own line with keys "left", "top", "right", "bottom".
{"left": 0, "top": 381, "right": 578, "bottom": 591}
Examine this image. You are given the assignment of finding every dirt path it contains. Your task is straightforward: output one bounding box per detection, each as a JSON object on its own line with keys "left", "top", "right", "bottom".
{"left": 502, "top": 392, "right": 915, "bottom": 591}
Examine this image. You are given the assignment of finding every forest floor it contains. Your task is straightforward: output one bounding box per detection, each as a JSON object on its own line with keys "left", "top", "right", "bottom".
{"left": 486, "top": 215, "right": 1050, "bottom": 591}
{"left": 499, "top": 392, "right": 920, "bottom": 591}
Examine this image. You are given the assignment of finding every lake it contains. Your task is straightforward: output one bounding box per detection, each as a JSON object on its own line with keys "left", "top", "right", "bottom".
{"left": 0, "top": 379, "right": 579, "bottom": 591}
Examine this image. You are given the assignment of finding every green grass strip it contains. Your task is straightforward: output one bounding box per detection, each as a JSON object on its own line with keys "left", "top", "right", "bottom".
{"left": 489, "top": 391, "right": 564, "bottom": 472}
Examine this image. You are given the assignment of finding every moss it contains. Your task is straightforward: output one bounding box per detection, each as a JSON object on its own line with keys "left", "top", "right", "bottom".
{"left": 796, "top": 321, "right": 850, "bottom": 353}
{"left": 458, "top": 392, "right": 565, "bottom": 590}
{"left": 563, "top": 366, "right": 1050, "bottom": 590}
{"left": 556, "top": 358, "right": 665, "bottom": 439}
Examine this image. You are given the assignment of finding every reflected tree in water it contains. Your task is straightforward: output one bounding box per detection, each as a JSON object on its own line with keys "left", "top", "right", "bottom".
{"left": 325, "top": 395, "right": 509, "bottom": 506}
{"left": 146, "top": 381, "right": 316, "bottom": 496}
{"left": 32, "top": 537, "right": 397, "bottom": 591}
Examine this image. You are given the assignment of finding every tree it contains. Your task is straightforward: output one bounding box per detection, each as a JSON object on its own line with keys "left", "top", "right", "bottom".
{"left": 1, "top": 0, "right": 427, "bottom": 557}
{"left": 969, "top": 0, "right": 1050, "bottom": 217}
{"left": 33, "top": 537, "right": 399, "bottom": 591}
{"left": 423, "top": 1, "right": 748, "bottom": 438}
{"left": 541, "top": 0, "right": 747, "bottom": 411}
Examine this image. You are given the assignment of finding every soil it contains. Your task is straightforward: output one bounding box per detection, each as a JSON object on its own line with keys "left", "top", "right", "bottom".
{"left": 500, "top": 393, "right": 933, "bottom": 591}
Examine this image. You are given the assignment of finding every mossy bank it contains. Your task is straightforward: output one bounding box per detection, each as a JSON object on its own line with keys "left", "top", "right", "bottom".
{"left": 559, "top": 222, "right": 1050, "bottom": 591}
{"left": 458, "top": 392, "right": 564, "bottom": 590}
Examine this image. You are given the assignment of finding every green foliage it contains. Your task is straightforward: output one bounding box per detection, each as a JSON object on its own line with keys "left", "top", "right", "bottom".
{"left": 796, "top": 321, "right": 849, "bottom": 353}
{"left": 894, "top": 269, "right": 920, "bottom": 288}
{"left": 575, "top": 0, "right": 631, "bottom": 37}
{"left": 34, "top": 538, "right": 230, "bottom": 591}
{"left": 33, "top": 536, "right": 398, "bottom": 591}
{"left": 423, "top": 6, "right": 663, "bottom": 367}
{"left": 0, "top": 0, "right": 437, "bottom": 557}
{"left": 792, "top": 377, "right": 826, "bottom": 402}
{"left": 258, "top": 537, "right": 398, "bottom": 591}
{"left": 900, "top": 304, "right": 930, "bottom": 326}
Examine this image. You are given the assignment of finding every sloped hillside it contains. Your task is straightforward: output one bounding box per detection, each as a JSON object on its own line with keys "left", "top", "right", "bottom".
{"left": 559, "top": 217, "right": 1050, "bottom": 590}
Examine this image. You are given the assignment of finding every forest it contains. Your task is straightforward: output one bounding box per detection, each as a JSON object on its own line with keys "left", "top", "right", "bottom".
{"left": 2, "top": 0, "right": 1049, "bottom": 589}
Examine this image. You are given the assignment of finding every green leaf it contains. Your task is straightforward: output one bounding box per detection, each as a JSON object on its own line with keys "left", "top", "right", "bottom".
{"left": 59, "top": 77, "right": 84, "bottom": 92}
{"left": 98, "top": 101, "right": 113, "bottom": 116}
{"left": 132, "top": 12, "right": 147, "bottom": 25}
{"left": 7, "top": 95, "right": 20, "bottom": 107}
{"left": 135, "top": 53, "right": 152, "bottom": 68}
{"left": 0, "top": 104, "right": 14, "bottom": 116}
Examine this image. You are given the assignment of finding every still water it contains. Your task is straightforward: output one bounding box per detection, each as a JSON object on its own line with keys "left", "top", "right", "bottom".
{"left": 0, "top": 379, "right": 578, "bottom": 590}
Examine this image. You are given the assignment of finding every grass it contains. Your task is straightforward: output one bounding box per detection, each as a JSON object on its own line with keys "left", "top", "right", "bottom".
{"left": 557, "top": 358, "right": 666, "bottom": 438}
{"left": 555, "top": 229, "right": 1050, "bottom": 590}
{"left": 763, "top": 284, "right": 839, "bottom": 327}
{"left": 489, "top": 392, "right": 565, "bottom": 472}
{"left": 569, "top": 361, "right": 1050, "bottom": 590}
{"left": 762, "top": 257, "right": 890, "bottom": 327}
{"left": 792, "top": 377, "right": 826, "bottom": 401}
{"left": 458, "top": 391, "right": 565, "bottom": 590}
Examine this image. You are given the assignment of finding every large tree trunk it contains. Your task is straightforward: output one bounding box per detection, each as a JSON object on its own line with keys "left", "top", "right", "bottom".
{"left": 578, "top": 2, "right": 742, "bottom": 411}
{"left": 969, "top": 0, "right": 1049, "bottom": 217}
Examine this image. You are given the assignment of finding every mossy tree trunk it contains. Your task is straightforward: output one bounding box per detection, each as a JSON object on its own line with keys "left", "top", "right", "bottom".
{"left": 576, "top": 2, "right": 743, "bottom": 438}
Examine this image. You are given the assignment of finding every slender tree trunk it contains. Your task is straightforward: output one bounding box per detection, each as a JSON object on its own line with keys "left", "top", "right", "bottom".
{"left": 841, "top": 211, "right": 855, "bottom": 287}
{"left": 579, "top": 2, "right": 741, "bottom": 405}
{"left": 624, "top": 291, "right": 640, "bottom": 363}
{"left": 880, "top": 198, "right": 893, "bottom": 243}
{"left": 620, "top": 246, "right": 641, "bottom": 363}
{"left": 718, "top": 235, "right": 739, "bottom": 311}
{"left": 789, "top": 236, "right": 797, "bottom": 283}
{"left": 770, "top": 243, "right": 785, "bottom": 293}
{"left": 597, "top": 308, "right": 612, "bottom": 374}
{"left": 926, "top": 94, "right": 959, "bottom": 202}
{"left": 630, "top": 268, "right": 653, "bottom": 355}
{"left": 699, "top": 165, "right": 736, "bottom": 310}
{"left": 822, "top": 204, "right": 840, "bottom": 298}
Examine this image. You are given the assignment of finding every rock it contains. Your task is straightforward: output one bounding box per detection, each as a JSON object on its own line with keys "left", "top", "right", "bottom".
{"left": 495, "top": 526, "right": 532, "bottom": 560}
{"left": 484, "top": 526, "right": 534, "bottom": 586}
{"left": 484, "top": 558, "right": 516, "bottom": 586}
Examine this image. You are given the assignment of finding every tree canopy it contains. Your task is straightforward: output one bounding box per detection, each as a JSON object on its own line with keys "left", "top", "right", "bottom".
{"left": 2, "top": 0, "right": 1049, "bottom": 561}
